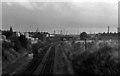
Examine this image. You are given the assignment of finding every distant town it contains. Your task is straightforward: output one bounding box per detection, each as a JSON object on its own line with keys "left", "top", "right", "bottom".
{"left": 1, "top": 26, "right": 120, "bottom": 43}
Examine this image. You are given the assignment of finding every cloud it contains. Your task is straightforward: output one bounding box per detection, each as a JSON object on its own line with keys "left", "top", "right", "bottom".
{"left": 2, "top": 0, "right": 120, "bottom": 2}
{"left": 6, "top": 2, "right": 12, "bottom": 6}
{"left": 17, "top": 2, "right": 34, "bottom": 10}
{"left": 5, "top": 2, "right": 57, "bottom": 10}
{"left": 2, "top": 1, "right": 118, "bottom": 32}
{"left": 4, "top": 2, "right": 72, "bottom": 16}
{"left": 3, "top": 0, "right": 119, "bottom": 10}
{"left": 5, "top": 1, "right": 34, "bottom": 10}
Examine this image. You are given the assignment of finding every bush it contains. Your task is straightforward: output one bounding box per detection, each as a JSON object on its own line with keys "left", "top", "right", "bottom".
{"left": 10, "top": 37, "right": 22, "bottom": 52}
{"left": 18, "top": 35, "right": 28, "bottom": 49}
{"left": 72, "top": 46, "right": 120, "bottom": 76}
{"left": 32, "top": 41, "right": 45, "bottom": 57}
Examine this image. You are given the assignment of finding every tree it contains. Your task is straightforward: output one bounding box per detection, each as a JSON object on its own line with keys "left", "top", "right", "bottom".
{"left": 80, "top": 32, "right": 88, "bottom": 50}
{"left": 18, "top": 35, "right": 28, "bottom": 49}
{"left": 10, "top": 26, "right": 13, "bottom": 33}
{"left": 10, "top": 26, "right": 14, "bottom": 36}
{"left": 11, "top": 36, "right": 22, "bottom": 52}
{"left": 80, "top": 32, "right": 88, "bottom": 40}
{"left": 2, "top": 31, "right": 12, "bottom": 39}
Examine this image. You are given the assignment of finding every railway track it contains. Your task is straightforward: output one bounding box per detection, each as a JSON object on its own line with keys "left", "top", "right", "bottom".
{"left": 3, "top": 42, "right": 58, "bottom": 76}
{"left": 23, "top": 45, "right": 56, "bottom": 76}
{"left": 21, "top": 45, "right": 51, "bottom": 75}
{"left": 5, "top": 44, "right": 52, "bottom": 76}
{"left": 38, "top": 45, "right": 55, "bottom": 75}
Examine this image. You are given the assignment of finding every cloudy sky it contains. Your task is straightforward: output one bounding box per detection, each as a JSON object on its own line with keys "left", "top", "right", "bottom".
{"left": 2, "top": 0, "right": 119, "bottom": 34}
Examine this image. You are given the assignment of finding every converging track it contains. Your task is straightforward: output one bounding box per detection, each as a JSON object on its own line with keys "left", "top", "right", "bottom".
{"left": 22, "top": 45, "right": 52, "bottom": 75}
{"left": 9, "top": 43, "right": 57, "bottom": 76}
{"left": 38, "top": 45, "right": 55, "bottom": 75}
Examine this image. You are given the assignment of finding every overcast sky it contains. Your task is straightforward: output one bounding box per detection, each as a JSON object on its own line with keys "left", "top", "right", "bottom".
{"left": 2, "top": 0, "right": 119, "bottom": 34}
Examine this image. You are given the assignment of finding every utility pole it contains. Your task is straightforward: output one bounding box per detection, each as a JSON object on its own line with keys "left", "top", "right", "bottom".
{"left": 66, "top": 31, "right": 68, "bottom": 35}
{"left": 108, "top": 26, "right": 109, "bottom": 34}
{"left": 53, "top": 30, "right": 56, "bottom": 34}
{"left": 60, "top": 30, "right": 63, "bottom": 35}
{"left": 36, "top": 27, "right": 39, "bottom": 33}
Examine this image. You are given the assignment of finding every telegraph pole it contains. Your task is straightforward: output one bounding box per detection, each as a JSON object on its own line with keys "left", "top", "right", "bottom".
{"left": 108, "top": 26, "right": 109, "bottom": 34}
{"left": 53, "top": 30, "right": 56, "bottom": 34}
{"left": 60, "top": 30, "right": 63, "bottom": 35}
{"left": 36, "top": 27, "right": 39, "bottom": 33}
